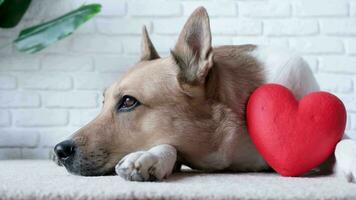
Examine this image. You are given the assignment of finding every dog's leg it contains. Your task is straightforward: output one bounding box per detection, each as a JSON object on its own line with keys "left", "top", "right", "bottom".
{"left": 115, "top": 144, "right": 177, "bottom": 181}
{"left": 334, "top": 136, "right": 356, "bottom": 183}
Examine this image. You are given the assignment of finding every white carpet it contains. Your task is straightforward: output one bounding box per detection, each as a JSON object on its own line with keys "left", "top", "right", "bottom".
{"left": 0, "top": 160, "right": 356, "bottom": 200}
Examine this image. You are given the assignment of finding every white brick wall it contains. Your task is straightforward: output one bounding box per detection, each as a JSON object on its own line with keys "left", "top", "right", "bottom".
{"left": 0, "top": 0, "right": 355, "bottom": 159}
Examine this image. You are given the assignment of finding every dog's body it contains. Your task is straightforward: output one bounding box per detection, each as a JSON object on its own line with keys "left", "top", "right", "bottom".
{"left": 54, "top": 7, "right": 356, "bottom": 183}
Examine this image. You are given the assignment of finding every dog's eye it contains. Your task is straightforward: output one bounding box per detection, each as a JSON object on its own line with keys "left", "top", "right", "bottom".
{"left": 118, "top": 95, "right": 140, "bottom": 112}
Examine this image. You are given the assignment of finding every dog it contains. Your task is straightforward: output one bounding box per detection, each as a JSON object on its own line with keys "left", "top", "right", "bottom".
{"left": 54, "top": 7, "right": 356, "bottom": 182}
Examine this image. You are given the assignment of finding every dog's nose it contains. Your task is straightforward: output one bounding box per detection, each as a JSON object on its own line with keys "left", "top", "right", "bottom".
{"left": 54, "top": 140, "right": 76, "bottom": 160}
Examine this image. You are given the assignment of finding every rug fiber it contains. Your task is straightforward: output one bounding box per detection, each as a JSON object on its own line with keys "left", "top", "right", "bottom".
{"left": 0, "top": 160, "right": 356, "bottom": 200}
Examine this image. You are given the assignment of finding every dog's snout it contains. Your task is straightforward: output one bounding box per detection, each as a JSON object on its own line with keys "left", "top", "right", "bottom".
{"left": 54, "top": 140, "right": 76, "bottom": 160}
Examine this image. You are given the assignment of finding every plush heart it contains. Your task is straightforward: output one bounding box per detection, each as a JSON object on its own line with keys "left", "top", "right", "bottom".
{"left": 246, "top": 84, "right": 346, "bottom": 177}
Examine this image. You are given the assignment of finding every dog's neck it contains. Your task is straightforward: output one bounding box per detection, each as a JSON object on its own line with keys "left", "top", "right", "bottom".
{"left": 206, "top": 45, "right": 264, "bottom": 118}
{"left": 203, "top": 45, "right": 269, "bottom": 171}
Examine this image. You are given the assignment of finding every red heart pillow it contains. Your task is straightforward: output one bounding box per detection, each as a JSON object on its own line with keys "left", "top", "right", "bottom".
{"left": 247, "top": 84, "right": 346, "bottom": 177}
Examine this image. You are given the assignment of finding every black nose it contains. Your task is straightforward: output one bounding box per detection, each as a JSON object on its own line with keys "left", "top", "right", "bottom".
{"left": 54, "top": 140, "right": 76, "bottom": 160}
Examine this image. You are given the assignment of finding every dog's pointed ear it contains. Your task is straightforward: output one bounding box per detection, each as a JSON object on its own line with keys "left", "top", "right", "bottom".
{"left": 171, "top": 7, "right": 213, "bottom": 87}
{"left": 140, "top": 26, "right": 160, "bottom": 61}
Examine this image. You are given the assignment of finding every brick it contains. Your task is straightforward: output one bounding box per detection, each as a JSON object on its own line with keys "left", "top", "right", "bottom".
{"left": 75, "top": 20, "right": 97, "bottom": 34}
{"left": 335, "top": 94, "right": 356, "bottom": 112}
{"left": 232, "top": 37, "right": 289, "bottom": 48}
{"left": 42, "top": 37, "right": 71, "bottom": 53}
{"left": 74, "top": 72, "right": 119, "bottom": 90}
{"left": 0, "top": 131, "right": 39, "bottom": 147}
{"left": 0, "top": 28, "right": 19, "bottom": 37}
{"left": 0, "top": 92, "right": 40, "bottom": 108}
{"left": 315, "top": 74, "right": 353, "bottom": 93}
{"left": 98, "top": 0, "right": 126, "bottom": 16}
{"left": 345, "top": 39, "right": 356, "bottom": 55}
{"left": 153, "top": 18, "right": 185, "bottom": 35}
{"left": 71, "top": 0, "right": 126, "bottom": 16}
{"left": 346, "top": 131, "right": 356, "bottom": 140}
{"left": 98, "top": 94, "right": 104, "bottom": 108}
{"left": 0, "top": 148, "right": 21, "bottom": 159}
{"left": 321, "top": 19, "right": 356, "bottom": 35}
{"left": 0, "top": 37, "right": 12, "bottom": 54}
{"left": 66, "top": 126, "right": 83, "bottom": 135}
{"left": 0, "top": 56, "right": 40, "bottom": 71}
{"left": 183, "top": 1, "right": 236, "bottom": 16}
{"left": 0, "top": 74, "right": 16, "bottom": 89}
{"left": 70, "top": 109, "right": 100, "bottom": 126}
{"left": 212, "top": 37, "right": 233, "bottom": 46}
{"left": 22, "top": 147, "right": 53, "bottom": 159}
{"left": 13, "top": 109, "right": 68, "bottom": 127}
{"left": 294, "top": 0, "right": 348, "bottom": 17}
{"left": 41, "top": 55, "right": 94, "bottom": 72}
{"left": 351, "top": 2, "right": 356, "bottom": 17}
{"left": 43, "top": 92, "right": 98, "bottom": 108}
{"left": 40, "top": 130, "right": 72, "bottom": 147}
{"left": 24, "top": 0, "right": 73, "bottom": 19}
{"left": 351, "top": 114, "right": 356, "bottom": 131}
{"left": 346, "top": 115, "right": 351, "bottom": 130}
{"left": 211, "top": 19, "right": 262, "bottom": 35}
{"left": 239, "top": 2, "right": 290, "bottom": 17}
{"left": 122, "top": 36, "right": 141, "bottom": 54}
{"left": 19, "top": 73, "right": 72, "bottom": 90}
{"left": 71, "top": 35, "right": 123, "bottom": 53}
{"left": 289, "top": 38, "right": 344, "bottom": 54}
{"left": 94, "top": 55, "right": 138, "bottom": 72}
{"left": 302, "top": 56, "right": 318, "bottom": 72}
{"left": 265, "top": 19, "right": 318, "bottom": 36}
{"left": 0, "top": 110, "right": 10, "bottom": 126}
{"left": 128, "top": 0, "right": 181, "bottom": 17}
{"left": 319, "top": 56, "right": 356, "bottom": 74}
{"left": 150, "top": 35, "right": 176, "bottom": 54}
{"left": 96, "top": 19, "right": 150, "bottom": 35}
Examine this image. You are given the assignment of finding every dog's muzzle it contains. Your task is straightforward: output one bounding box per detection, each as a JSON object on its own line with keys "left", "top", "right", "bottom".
{"left": 54, "top": 139, "right": 114, "bottom": 176}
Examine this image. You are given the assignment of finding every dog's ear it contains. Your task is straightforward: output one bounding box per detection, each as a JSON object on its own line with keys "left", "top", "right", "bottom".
{"left": 171, "top": 7, "right": 213, "bottom": 87}
{"left": 140, "top": 26, "right": 160, "bottom": 61}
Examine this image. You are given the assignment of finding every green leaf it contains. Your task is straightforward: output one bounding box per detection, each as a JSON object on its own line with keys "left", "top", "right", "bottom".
{"left": 0, "top": 0, "right": 32, "bottom": 28}
{"left": 14, "top": 4, "right": 101, "bottom": 53}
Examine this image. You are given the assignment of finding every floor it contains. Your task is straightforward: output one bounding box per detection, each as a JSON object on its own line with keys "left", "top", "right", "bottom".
{"left": 0, "top": 160, "right": 356, "bottom": 200}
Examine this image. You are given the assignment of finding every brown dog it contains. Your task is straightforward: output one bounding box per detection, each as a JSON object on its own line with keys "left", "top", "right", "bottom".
{"left": 54, "top": 7, "right": 356, "bottom": 182}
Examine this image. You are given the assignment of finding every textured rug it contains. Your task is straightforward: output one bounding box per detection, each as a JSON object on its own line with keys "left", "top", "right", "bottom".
{"left": 0, "top": 160, "right": 356, "bottom": 200}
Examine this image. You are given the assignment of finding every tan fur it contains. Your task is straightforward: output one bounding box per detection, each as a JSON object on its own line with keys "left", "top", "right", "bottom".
{"left": 65, "top": 7, "right": 269, "bottom": 175}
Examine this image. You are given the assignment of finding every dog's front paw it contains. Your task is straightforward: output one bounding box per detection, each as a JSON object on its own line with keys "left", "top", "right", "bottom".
{"left": 115, "top": 145, "right": 177, "bottom": 182}
{"left": 335, "top": 139, "right": 356, "bottom": 183}
{"left": 115, "top": 151, "right": 161, "bottom": 181}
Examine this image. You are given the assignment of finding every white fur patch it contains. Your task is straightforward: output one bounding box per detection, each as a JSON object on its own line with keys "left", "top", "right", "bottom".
{"left": 250, "top": 46, "right": 320, "bottom": 99}
{"left": 115, "top": 144, "right": 177, "bottom": 181}
{"left": 335, "top": 139, "right": 356, "bottom": 182}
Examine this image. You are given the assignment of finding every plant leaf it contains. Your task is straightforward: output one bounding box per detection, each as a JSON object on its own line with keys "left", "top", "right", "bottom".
{"left": 0, "top": 0, "right": 32, "bottom": 28}
{"left": 14, "top": 4, "right": 101, "bottom": 53}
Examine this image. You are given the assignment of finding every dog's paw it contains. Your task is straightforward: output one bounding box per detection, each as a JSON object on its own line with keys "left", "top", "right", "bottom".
{"left": 334, "top": 139, "right": 356, "bottom": 183}
{"left": 115, "top": 145, "right": 177, "bottom": 182}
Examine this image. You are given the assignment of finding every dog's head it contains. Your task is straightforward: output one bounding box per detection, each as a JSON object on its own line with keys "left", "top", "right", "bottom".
{"left": 54, "top": 7, "right": 219, "bottom": 176}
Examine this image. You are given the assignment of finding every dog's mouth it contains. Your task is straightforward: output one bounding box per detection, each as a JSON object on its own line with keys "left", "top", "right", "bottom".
{"left": 58, "top": 152, "right": 115, "bottom": 176}
{"left": 54, "top": 143, "right": 115, "bottom": 176}
{"left": 60, "top": 154, "right": 110, "bottom": 176}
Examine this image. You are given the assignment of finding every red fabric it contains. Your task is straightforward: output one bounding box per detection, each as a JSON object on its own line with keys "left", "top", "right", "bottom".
{"left": 247, "top": 84, "right": 346, "bottom": 177}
